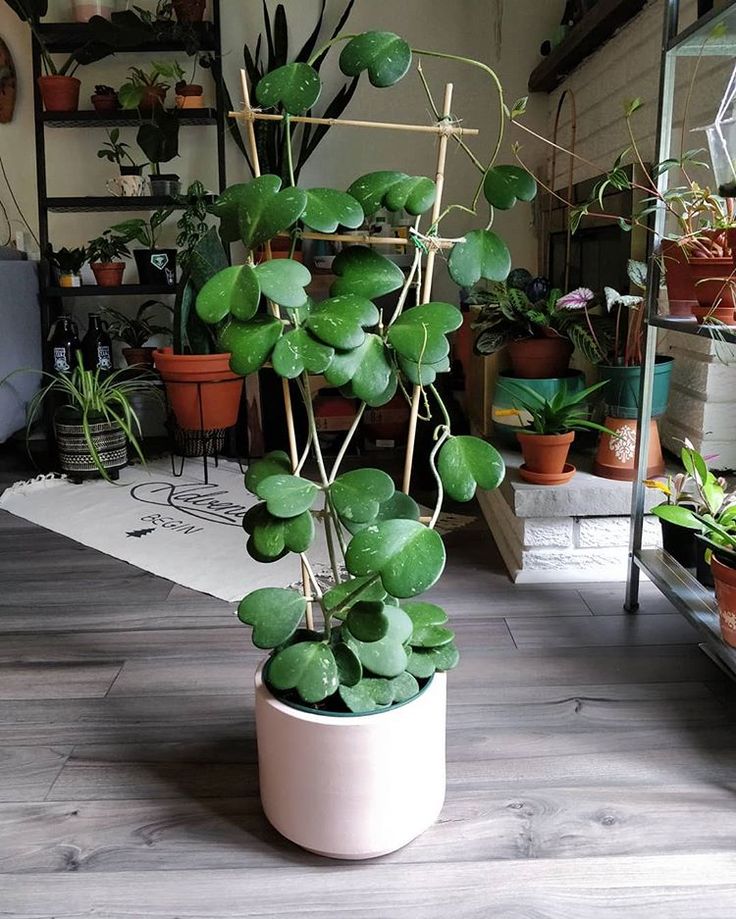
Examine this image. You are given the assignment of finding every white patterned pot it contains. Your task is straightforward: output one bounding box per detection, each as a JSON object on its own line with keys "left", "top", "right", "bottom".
{"left": 254, "top": 662, "right": 447, "bottom": 860}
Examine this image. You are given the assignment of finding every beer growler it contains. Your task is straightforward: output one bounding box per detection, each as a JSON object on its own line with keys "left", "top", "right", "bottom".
{"left": 82, "top": 313, "right": 113, "bottom": 374}
{"left": 50, "top": 316, "right": 81, "bottom": 375}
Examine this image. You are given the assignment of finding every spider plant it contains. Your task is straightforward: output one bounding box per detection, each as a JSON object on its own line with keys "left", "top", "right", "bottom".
{"left": 102, "top": 300, "right": 173, "bottom": 349}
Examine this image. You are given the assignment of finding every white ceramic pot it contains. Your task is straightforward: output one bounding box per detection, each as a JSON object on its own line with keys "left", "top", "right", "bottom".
{"left": 254, "top": 662, "right": 447, "bottom": 860}
{"left": 72, "top": 1, "right": 113, "bottom": 21}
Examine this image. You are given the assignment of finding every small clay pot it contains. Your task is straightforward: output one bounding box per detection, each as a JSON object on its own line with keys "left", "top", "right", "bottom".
{"left": 38, "top": 75, "right": 81, "bottom": 113}
{"left": 140, "top": 85, "right": 167, "bottom": 112}
{"left": 91, "top": 92, "right": 118, "bottom": 113}
{"left": 660, "top": 239, "right": 696, "bottom": 318}
{"left": 593, "top": 417, "right": 665, "bottom": 481}
{"left": 172, "top": 0, "right": 206, "bottom": 22}
{"left": 507, "top": 336, "right": 573, "bottom": 379}
{"left": 712, "top": 554, "right": 736, "bottom": 648}
{"left": 175, "top": 84, "right": 204, "bottom": 109}
{"left": 122, "top": 346, "right": 156, "bottom": 368}
{"left": 517, "top": 430, "right": 574, "bottom": 478}
{"left": 91, "top": 261, "right": 125, "bottom": 287}
{"left": 687, "top": 256, "right": 736, "bottom": 321}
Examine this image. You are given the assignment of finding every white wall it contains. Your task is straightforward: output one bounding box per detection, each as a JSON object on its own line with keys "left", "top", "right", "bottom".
{"left": 0, "top": 0, "right": 561, "bottom": 301}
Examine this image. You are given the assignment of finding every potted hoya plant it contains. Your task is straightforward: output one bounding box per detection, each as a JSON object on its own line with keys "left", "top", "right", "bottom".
{"left": 103, "top": 300, "right": 172, "bottom": 368}
{"left": 496, "top": 380, "right": 611, "bottom": 484}
{"left": 179, "top": 21, "right": 540, "bottom": 858}
{"left": 87, "top": 230, "right": 130, "bottom": 287}
{"left": 111, "top": 209, "right": 176, "bottom": 286}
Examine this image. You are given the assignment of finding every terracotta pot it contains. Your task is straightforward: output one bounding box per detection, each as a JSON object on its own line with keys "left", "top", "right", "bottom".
{"left": 0, "top": 37, "right": 16, "bottom": 125}
{"left": 122, "top": 346, "right": 156, "bottom": 368}
{"left": 91, "top": 93, "right": 118, "bottom": 113}
{"left": 140, "top": 85, "right": 166, "bottom": 112}
{"left": 506, "top": 336, "right": 573, "bottom": 379}
{"left": 593, "top": 417, "right": 665, "bottom": 481}
{"left": 37, "top": 75, "right": 81, "bottom": 113}
{"left": 517, "top": 430, "right": 574, "bottom": 477}
{"left": 255, "top": 662, "right": 446, "bottom": 859}
{"left": 91, "top": 262, "right": 125, "bottom": 287}
{"left": 712, "top": 555, "right": 736, "bottom": 648}
{"left": 686, "top": 256, "right": 736, "bottom": 321}
{"left": 660, "top": 239, "right": 696, "bottom": 318}
{"left": 173, "top": 0, "right": 206, "bottom": 22}
{"left": 154, "top": 347, "right": 244, "bottom": 431}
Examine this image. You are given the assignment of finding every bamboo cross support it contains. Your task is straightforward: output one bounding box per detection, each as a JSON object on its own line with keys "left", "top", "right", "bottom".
{"left": 402, "top": 83, "right": 455, "bottom": 496}
{"left": 276, "top": 230, "right": 459, "bottom": 250}
{"left": 230, "top": 108, "right": 478, "bottom": 138}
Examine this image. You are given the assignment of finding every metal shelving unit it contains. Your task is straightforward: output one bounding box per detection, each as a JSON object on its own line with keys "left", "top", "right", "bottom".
{"left": 626, "top": 0, "right": 736, "bottom": 674}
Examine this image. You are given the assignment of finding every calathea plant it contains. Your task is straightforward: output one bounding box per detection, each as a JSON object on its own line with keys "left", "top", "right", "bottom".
{"left": 192, "top": 27, "right": 534, "bottom": 713}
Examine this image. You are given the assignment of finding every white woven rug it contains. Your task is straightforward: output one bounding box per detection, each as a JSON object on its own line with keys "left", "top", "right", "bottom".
{"left": 0, "top": 458, "right": 474, "bottom": 603}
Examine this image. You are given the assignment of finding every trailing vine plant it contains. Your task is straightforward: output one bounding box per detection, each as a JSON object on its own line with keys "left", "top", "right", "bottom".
{"left": 191, "top": 29, "right": 536, "bottom": 713}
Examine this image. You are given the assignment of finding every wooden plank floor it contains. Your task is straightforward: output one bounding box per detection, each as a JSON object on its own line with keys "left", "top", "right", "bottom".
{"left": 2, "top": 449, "right": 736, "bottom": 917}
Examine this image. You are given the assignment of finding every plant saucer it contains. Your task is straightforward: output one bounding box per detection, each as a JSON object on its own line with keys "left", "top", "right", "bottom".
{"left": 519, "top": 462, "right": 576, "bottom": 486}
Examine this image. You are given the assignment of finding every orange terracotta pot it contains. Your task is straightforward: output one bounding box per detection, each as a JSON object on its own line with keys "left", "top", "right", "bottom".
{"left": 507, "top": 336, "right": 572, "bottom": 379}
{"left": 712, "top": 555, "right": 736, "bottom": 648}
{"left": 140, "top": 85, "right": 166, "bottom": 111}
{"left": 660, "top": 239, "right": 696, "bottom": 318}
{"left": 517, "top": 430, "right": 574, "bottom": 476}
{"left": 154, "top": 347, "right": 244, "bottom": 431}
{"left": 122, "top": 347, "right": 156, "bottom": 368}
{"left": 593, "top": 417, "right": 665, "bottom": 481}
{"left": 37, "top": 75, "right": 80, "bottom": 112}
{"left": 91, "top": 262, "right": 125, "bottom": 287}
{"left": 173, "top": 0, "right": 206, "bottom": 21}
{"left": 686, "top": 256, "right": 736, "bottom": 320}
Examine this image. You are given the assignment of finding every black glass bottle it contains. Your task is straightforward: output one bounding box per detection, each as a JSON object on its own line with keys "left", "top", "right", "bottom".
{"left": 50, "top": 316, "right": 81, "bottom": 375}
{"left": 82, "top": 313, "right": 113, "bottom": 375}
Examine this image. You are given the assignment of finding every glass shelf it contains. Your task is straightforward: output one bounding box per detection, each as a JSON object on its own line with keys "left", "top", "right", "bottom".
{"left": 668, "top": 0, "right": 736, "bottom": 56}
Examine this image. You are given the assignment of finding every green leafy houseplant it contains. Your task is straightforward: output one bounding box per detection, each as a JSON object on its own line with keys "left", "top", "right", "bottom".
{"left": 118, "top": 62, "right": 173, "bottom": 110}
{"left": 97, "top": 128, "right": 141, "bottom": 174}
{"left": 186, "top": 24, "right": 541, "bottom": 717}
{"left": 87, "top": 231, "right": 130, "bottom": 264}
{"left": 103, "top": 300, "right": 172, "bottom": 350}
{"left": 49, "top": 246, "right": 86, "bottom": 278}
{"left": 111, "top": 210, "right": 173, "bottom": 250}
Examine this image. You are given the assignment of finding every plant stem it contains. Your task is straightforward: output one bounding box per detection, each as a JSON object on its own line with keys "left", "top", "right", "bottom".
{"left": 306, "top": 34, "right": 355, "bottom": 67}
{"left": 328, "top": 402, "right": 366, "bottom": 483}
{"left": 427, "top": 385, "right": 451, "bottom": 529}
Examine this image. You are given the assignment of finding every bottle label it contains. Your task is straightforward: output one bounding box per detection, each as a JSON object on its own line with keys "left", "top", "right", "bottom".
{"left": 53, "top": 347, "right": 70, "bottom": 373}
{"left": 97, "top": 346, "right": 112, "bottom": 371}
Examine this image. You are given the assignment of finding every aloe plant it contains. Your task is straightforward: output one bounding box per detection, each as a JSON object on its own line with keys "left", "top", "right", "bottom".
{"left": 189, "top": 26, "right": 538, "bottom": 713}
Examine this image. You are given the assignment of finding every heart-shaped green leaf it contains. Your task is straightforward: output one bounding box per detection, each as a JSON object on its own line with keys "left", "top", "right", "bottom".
{"left": 406, "top": 641, "right": 459, "bottom": 677}
{"left": 235, "top": 176, "right": 307, "bottom": 250}
{"left": 333, "top": 642, "right": 362, "bottom": 687}
{"left": 255, "top": 473, "right": 319, "bottom": 518}
{"left": 282, "top": 508, "right": 316, "bottom": 553}
{"left": 272, "top": 328, "right": 334, "bottom": 379}
{"left": 323, "top": 334, "right": 394, "bottom": 406}
{"left": 346, "top": 519, "right": 446, "bottom": 598}
{"left": 302, "top": 188, "right": 364, "bottom": 233}
{"left": 397, "top": 353, "right": 450, "bottom": 387}
{"left": 221, "top": 315, "right": 283, "bottom": 375}
{"left": 305, "top": 294, "right": 379, "bottom": 350}
{"left": 245, "top": 451, "right": 291, "bottom": 495}
{"left": 345, "top": 601, "right": 390, "bottom": 642}
{"left": 437, "top": 435, "right": 505, "bottom": 502}
{"left": 330, "top": 468, "right": 395, "bottom": 524}
{"left": 210, "top": 183, "right": 249, "bottom": 244}
{"left": 330, "top": 246, "right": 404, "bottom": 300}
{"left": 237, "top": 587, "right": 306, "bottom": 649}
{"left": 323, "top": 576, "right": 387, "bottom": 618}
{"left": 344, "top": 490, "right": 421, "bottom": 535}
{"left": 344, "top": 604, "right": 413, "bottom": 677}
{"left": 195, "top": 265, "right": 261, "bottom": 324}
{"left": 255, "top": 62, "right": 321, "bottom": 115}
{"left": 339, "top": 677, "right": 395, "bottom": 713}
{"left": 254, "top": 259, "right": 311, "bottom": 309}
{"left": 347, "top": 172, "right": 436, "bottom": 218}
{"left": 448, "top": 229, "right": 511, "bottom": 287}
{"left": 388, "top": 302, "right": 462, "bottom": 364}
{"left": 339, "top": 31, "right": 412, "bottom": 88}
{"left": 483, "top": 165, "right": 537, "bottom": 210}
{"left": 243, "top": 503, "right": 315, "bottom": 559}
{"left": 268, "top": 641, "right": 339, "bottom": 703}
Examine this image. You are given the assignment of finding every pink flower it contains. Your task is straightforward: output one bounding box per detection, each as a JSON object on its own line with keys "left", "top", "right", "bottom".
{"left": 556, "top": 287, "right": 595, "bottom": 310}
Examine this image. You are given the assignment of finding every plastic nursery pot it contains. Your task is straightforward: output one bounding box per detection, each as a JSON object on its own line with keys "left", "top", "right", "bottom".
{"left": 91, "top": 262, "right": 125, "bottom": 288}
{"left": 149, "top": 175, "right": 181, "bottom": 197}
{"left": 54, "top": 410, "right": 127, "bottom": 481}
{"left": 593, "top": 417, "right": 665, "bottom": 481}
{"left": 712, "top": 555, "right": 736, "bottom": 648}
{"left": 506, "top": 335, "right": 573, "bottom": 379}
{"left": 173, "top": 0, "right": 206, "bottom": 22}
{"left": 91, "top": 92, "right": 118, "bottom": 113}
{"left": 686, "top": 256, "right": 736, "bottom": 323}
{"left": 153, "top": 347, "right": 244, "bottom": 431}
{"left": 492, "top": 370, "right": 585, "bottom": 449}
{"left": 598, "top": 356, "right": 674, "bottom": 420}
{"left": 122, "top": 346, "right": 156, "bottom": 368}
{"left": 134, "top": 249, "right": 177, "bottom": 287}
{"left": 175, "top": 85, "right": 204, "bottom": 109}
{"left": 37, "top": 75, "right": 81, "bottom": 113}
{"left": 660, "top": 516, "right": 698, "bottom": 568}
{"left": 517, "top": 430, "right": 575, "bottom": 483}
{"left": 660, "top": 239, "right": 696, "bottom": 318}
{"left": 254, "top": 662, "right": 447, "bottom": 860}
{"left": 695, "top": 534, "right": 715, "bottom": 589}
{"left": 72, "top": 1, "right": 113, "bottom": 22}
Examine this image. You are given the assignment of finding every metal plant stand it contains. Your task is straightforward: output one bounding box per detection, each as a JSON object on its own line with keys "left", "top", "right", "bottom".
{"left": 625, "top": 0, "right": 736, "bottom": 678}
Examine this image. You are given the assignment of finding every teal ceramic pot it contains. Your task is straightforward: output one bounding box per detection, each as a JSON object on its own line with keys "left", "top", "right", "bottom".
{"left": 492, "top": 370, "right": 586, "bottom": 449}
{"left": 599, "top": 356, "right": 674, "bottom": 420}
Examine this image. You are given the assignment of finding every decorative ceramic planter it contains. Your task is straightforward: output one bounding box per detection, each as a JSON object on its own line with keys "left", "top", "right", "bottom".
{"left": 37, "top": 75, "right": 80, "bottom": 112}
{"left": 506, "top": 335, "right": 573, "bottom": 379}
{"left": 55, "top": 412, "right": 127, "bottom": 480}
{"left": 712, "top": 555, "right": 736, "bottom": 647}
{"left": 154, "top": 347, "right": 244, "bottom": 431}
{"left": 134, "top": 249, "right": 177, "bottom": 287}
{"left": 517, "top": 430, "right": 575, "bottom": 485}
{"left": 593, "top": 417, "right": 665, "bottom": 481}
{"left": 599, "top": 357, "right": 674, "bottom": 420}
{"left": 254, "top": 662, "right": 447, "bottom": 860}
{"left": 493, "top": 370, "right": 585, "bottom": 448}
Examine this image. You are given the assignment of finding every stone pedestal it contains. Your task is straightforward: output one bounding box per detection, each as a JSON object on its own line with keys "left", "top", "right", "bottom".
{"left": 475, "top": 447, "right": 662, "bottom": 583}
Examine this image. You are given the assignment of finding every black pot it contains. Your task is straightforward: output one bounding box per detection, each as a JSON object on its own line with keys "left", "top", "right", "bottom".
{"left": 660, "top": 517, "right": 697, "bottom": 568}
{"left": 120, "top": 165, "right": 143, "bottom": 176}
{"left": 695, "top": 533, "right": 715, "bottom": 589}
{"left": 134, "top": 248, "right": 177, "bottom": 287}
{"left": 55, "top": 410, "right": 127, "bottom": 480}
{"left": 149, "top": 174, "right": 181, "bottom": 197}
